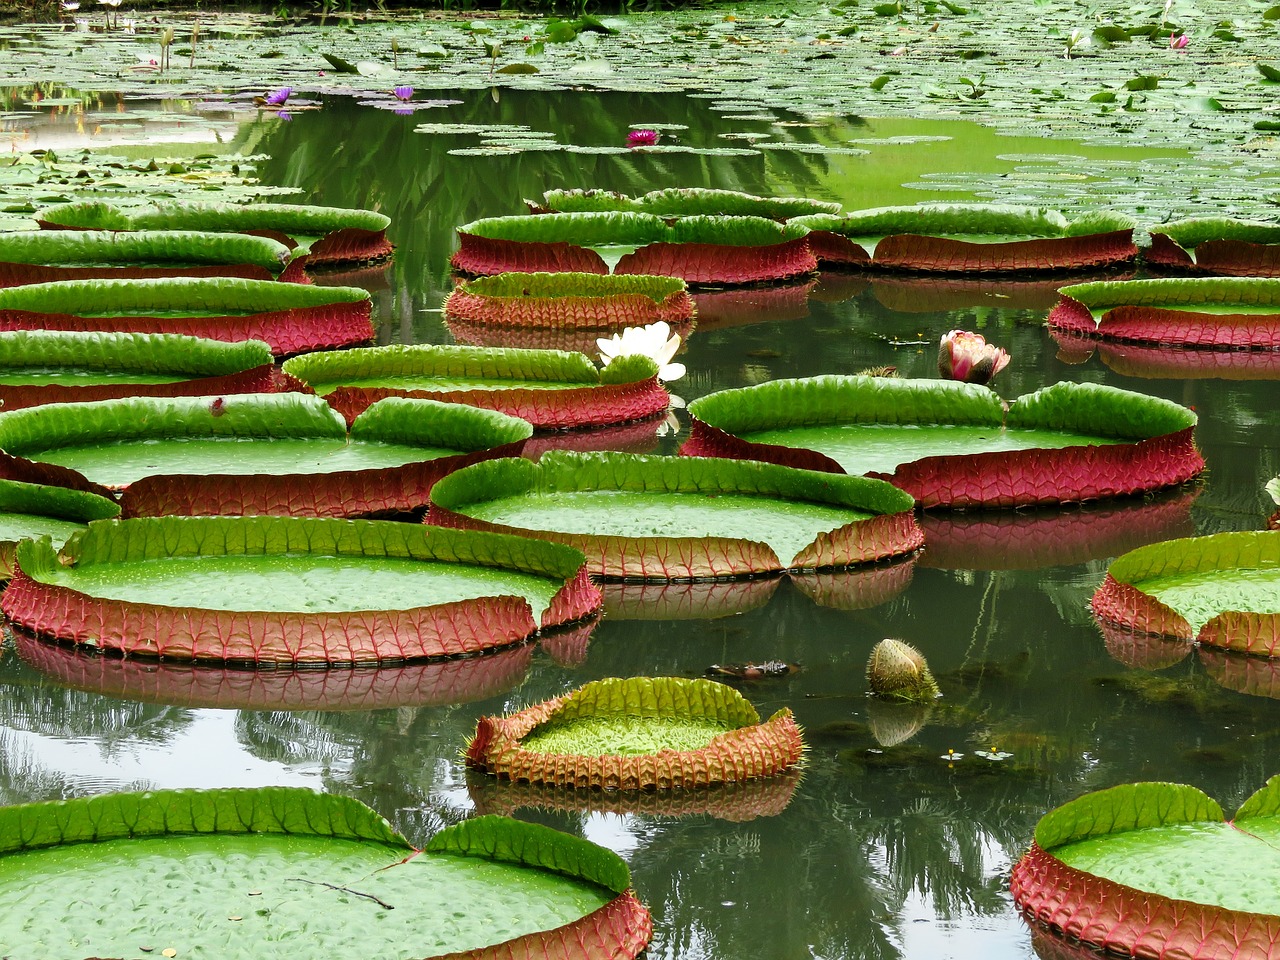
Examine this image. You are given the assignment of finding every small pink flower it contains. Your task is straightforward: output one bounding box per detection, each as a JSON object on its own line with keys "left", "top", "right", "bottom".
{"left": 938, "top": 330, "right": 1010, "bottom": 385}
{"left": 1169, "top": 32, "right": 1189, "bottom": 49}
{"left": 318, "top": 70, "right": 326, "bottom": 76}
{"left": 626, "top": 129, "right": 659, "bottom": 148}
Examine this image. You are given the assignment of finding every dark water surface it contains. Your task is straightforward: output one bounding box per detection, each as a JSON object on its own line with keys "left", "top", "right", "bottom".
{"left": 4, "top": 89, "right": 1280, "bottom": 960}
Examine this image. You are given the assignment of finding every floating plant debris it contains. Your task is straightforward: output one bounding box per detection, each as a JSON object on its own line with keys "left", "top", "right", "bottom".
{"left": 427, "top": 450, "right": 922, "bottom": 581}
{"left": 682, "top": 377, "right": 1202, "bottom": 508}
{"left": 465, "top": 676, "right": 803, "bottom": 789}
{"left": 2, "top": 515, "right": 599, "bottom": 662}
{"left": 0, "top": 790, "right": 649, "bottom": 959}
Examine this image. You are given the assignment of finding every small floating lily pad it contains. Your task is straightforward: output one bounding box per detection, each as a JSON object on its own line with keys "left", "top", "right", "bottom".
{"left": 0, "top": 789, "right": 649, "bottom": 959}
{"left": 452, "top": 212, "right": 816, "bottom": 286}
{"left": 1091, "top": 530, "right": 1280, "bottom": 655}
{"left": 1050, "top": 277, "right": 1280, "bottom": 349}
{"left": 2, "top": 515, "right": 600, "bottom": 662}
{"left": 465, "top": 676, "right": 804, "bottom": 789}
{"left": 791, "top": 204, "right": 1137, "bottom": 273}
{"left": 37, "top": 199, "right": 393, "bottom": 265}
{"left": 532, "top": 187, "right": 841, "bottom": 219}
{"left": 282, "top": 344, "right": 669, "bottom": 430}
{"left": 427, "top": 450, "right": 922, "bottom": 580}
{"left": 0, "top": 277, "right": 373, "bottom": 357}
{"left": 0, "top": 394, "right": 531, "bottom": 520}
{"left": 1012, "top": 778, "right": 1280, "bottom": 958}
{"left": 1147, "top": 217, "right": 1280, "bottom": 276}
{"left": 682, "top": 377, "right": 1202, "bottom": 508}
{"left": 0, "top": 478, "right": 119, "bottom": 577}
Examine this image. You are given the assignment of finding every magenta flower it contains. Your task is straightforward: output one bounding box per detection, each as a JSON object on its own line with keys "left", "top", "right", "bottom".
{"left": 937, "top": 330, "right": 1010, "bottom": 385}
{"left": 263, "top": 86, "right": 292, "bottom": 106}
{"left": 626, "top": 129, "right": 659, "bottom": 148}
{"left": 393, "top": 85, "right": 414, "bottom": 102}
{"left": 1169, "top": 32, "right": 1189, "bottom": 49}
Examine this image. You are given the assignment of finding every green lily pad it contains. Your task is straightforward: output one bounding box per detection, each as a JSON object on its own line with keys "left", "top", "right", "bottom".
{"left": 0, "top": 478, "right": 119, "bottom": 578}
{"left": 534, "top": 187, "right": 841, "bottom": 218}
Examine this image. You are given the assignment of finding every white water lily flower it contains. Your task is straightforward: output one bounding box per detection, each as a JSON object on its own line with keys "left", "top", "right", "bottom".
{"left": 1266, "top": 476, "right": 1279, "bottom": 505}
{"left": 596, "top": 320, "right": 686, "bottom": 382}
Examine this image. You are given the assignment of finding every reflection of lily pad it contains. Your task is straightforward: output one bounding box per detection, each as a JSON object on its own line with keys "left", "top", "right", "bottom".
{"left": 1147, "top": 217, "right": 1280, "bottom": 276}
{"left": 465, "top": 676, "right": 804, "bottom": 789}
{"left": 1050, "top": 277, "right": 1280, "bottom": 349}
{"left": 692, "top": 280, "right": 815, "bottom": 329}
{"left": 1012, "top": 778, "right": 1280, "bottom": 959}
{"left": 0, "top": 394, "right": 531, "bottom": 519}
{"left": 453, "top": 212, "right": 816, "bottom": 286}
{"left": 0, "top": 277, "right": 373, "bottom": 357}
{"left": 0, "top": 478, "right": 119, "bottom": 577}
{"left": 683, "top": 377, "right": 1202, "bottom": 507}
{"left": 427, "top": 451, "right": 922, "bottom": 580}
{"left": 2, "top": 515, "right": 599, "bottom": 662}
{"left": 1092, "top": 530, "right": 1280, "bottom": 655}
{"left": 792, "top": 204, "right": 1137, "bottom": 272}
{"left": 533, "top": 187, "right": 840, "bottom": 219}
{"left": 1051, "top": 329, "right": 1280, "bottom": 380}
{"left": 0, "top": 790, "right": 650, "bottom": 960}
{"left": 0, "top": 331, "right": 298, "bottom": 411}
{"left": 283, "top": 343, "right": 670, "bottom": 431}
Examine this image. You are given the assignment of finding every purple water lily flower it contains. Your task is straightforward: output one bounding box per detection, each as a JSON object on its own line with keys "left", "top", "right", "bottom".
{"left": 393, "top": 85, "right": 414, "bottom": 102}
{"left": 263, "top": 86, "right": 292, "bottom": 107}
{"left": 626, "top": 129, "right": 659, "bottom": 148}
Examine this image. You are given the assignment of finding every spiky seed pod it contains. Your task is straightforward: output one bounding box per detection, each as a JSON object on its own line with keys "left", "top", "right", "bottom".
{"left": 866, "top": 638, "right": 941, "bottom": 703}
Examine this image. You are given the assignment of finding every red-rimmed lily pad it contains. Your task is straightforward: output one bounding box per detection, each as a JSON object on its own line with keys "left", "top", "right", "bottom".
{"left": 790, "top": 204, "right": 1137, "bottom": 273}
{"left": 0, "top": 478, "right": 119, "bottom": 578}
{"left": 426, "top": 450, "right": 923, "bottom": 581}
{"left": 0, "top": 394, "right": 531, "bottom": 520}
{"left": 281, "top": 344, "right": 670, "bottom": 431}
{"left": 452, "top": 212, "right": 816, "bottom": 286}
{"left": 681, "top": 377, "right": 1203, "bottom": 508}
{"left": 531, "top": 187, "right": 841, "bottom": 220}
{"left": 465, "top": 675, "right": 804, "bottom": 789}
{"left": 2, "top": 515, "right": 600, "bottom": 663}
{"left": 0, "top": 788, "right": 649, "bottom": 960}
{"left": 1011, "top": 778, "right": 1280, "bottom": 959}
{"left": 1049, "top": 277, "right": 1280, "bottom": 349}
{"left": 0, "top": 277, "right": 373, "bottom": 357}
{"left": 1146, "top": 217, "right": 1280, "bottom": 276}
{"left": 1091, "top": 530, "right": 1280, "bottom": 656}
{"left": 0, "top": 229, "right": 302, "bottom": 287}
{"left": 37, "top": 200, "right": 394, "bottom": 266}
{"left": 0, "top": 331, "right": 305, "bottom": 412}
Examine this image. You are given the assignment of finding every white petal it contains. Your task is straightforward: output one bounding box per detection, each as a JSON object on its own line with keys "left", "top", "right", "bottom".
{"left": 659, "top": 362, "right": 686, "bottom": 382}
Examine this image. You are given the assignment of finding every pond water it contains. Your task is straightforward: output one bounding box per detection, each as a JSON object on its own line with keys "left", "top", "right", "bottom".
{"left": 3, "top": 82, "right": 1280, "bottom": 960}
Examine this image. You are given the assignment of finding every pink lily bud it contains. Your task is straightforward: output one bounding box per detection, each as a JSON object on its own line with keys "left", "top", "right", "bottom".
{"left": 938, "top": 330, "right": 1010, "bottom": 385}
{"left": 1169, "top": 32, "right": 1189, "bottom": 49}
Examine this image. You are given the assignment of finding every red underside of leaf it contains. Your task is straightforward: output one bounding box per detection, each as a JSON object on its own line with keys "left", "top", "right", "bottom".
{"left": 1091, "top": 574, "right": 1195, "bottom": 640}
{"left": 445, "top": 317, "right": 695, "bottom": 357}
{"left": 322, "top": 378, "right": 670, "bottom": 431}
{"left": 467, "top": 770, "right": 800, "bottom": 823}
{"left": 1011, "top": 842, "right": 1280, "bottom": 960}
{"left": 14, "top": 631, "right": 537, "bottom": 709}
{"left": 1050, "top": 298, "right": 1280, "bottom": 349}
{"left": 305, "top": 228, "right": 394, "bottom": 265}
{"left": 1052, "top": 330, "right": 1280, "bottom": 379}
{"left": 443, "top": 889, "right": 652, "bottom": 960}
{"left": 870, "top": 276, "right": 1068, "bottom": 313}
{"left": 0, "top": 364, "right": 308, "bottom": 413}
{"left": 0, "top": 261, "right": 277, "bottom": 288}
{"left": 522, "top": 419, "right": 663, "bottom": 460}
{"left": 691, "top": 281, "right": 815, "bottom": 329}
{"left": 1199, "top": 646, "right": 1280, "bottom": 700}
{"left": 115, "top": 441, "right": 527, "bottom": 519}
{"left": 804, "top": 231, "right": 873, "bottom": 267}
{"left": 442, "top": 288, "right": 695, "bottom": 328}
{"left": 1146, "top": 233, "right": 1280, "bottom": 277}
{"left": 466, "top": 696, "right": 804, "bottom": 789}
{"left": 600, "top": 579, "right": 781, "bottom": 620}
{"left": 790, "top": 512, "right": 924, "bottom": 568}
{"left": 451, "top": 235, "right": 609, "bottom": 276}
{"left": 537, "top": 620, "right": 596, "bottom": 667}
{"left": 1097, "top": 618, "right": 1194, "bottom": 671}
{"left": 0, "top": 452, "right": 115, "bottom": 499}
{"left": 0, "top": 302, "right": 374, "bottom": 358}
{"left": 679, "top": 422, "right": 846, "bottom": 474}
{"left": 615, "top": 237, "right": 818, "bottom": 286}
{"left": 1143, "top": 232, "right": 1197, "bottom": 270}
{"left": 1200, "top": 611, "right": 1280, "bottom": 657}
{"left": 871, "top": 231, "right": 1138, "bottom": 273}
{"left": 919, "top": 491, "right": 1198, "bottom": 571}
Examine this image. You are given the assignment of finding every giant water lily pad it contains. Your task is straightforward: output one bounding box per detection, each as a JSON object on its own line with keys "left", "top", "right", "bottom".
{"left": 0, "top": 478, "right": 119, "bottom": 577}
{"left": 0, "top": 331, "right": 302, "bottom": 411}
{"left": 0, "top": 789, "right": 649, "bottom": 960}
{"left": 790, "top": 204, "right": 1137, "bottom": 273}
{"left": 0, "top": 393, "right": 531, "bottom": 519}
{"left": 37, "top": 199, "right": 393, "bottom": 265}
{"left": 532, "top": 187, "right": 841, "bottom": 220}
{"left": 1091, "top": 530, "right": 1280, "bottom": 656}
{"left": 1146, "top": 217, "right": 1280, "bottom": 276}
{"left": 682, "top": 377, "right": 1202, "bottom": 508}
{"left": 466, "top": 676, "right": 804, "bottom": 789}
{"left": 0, "top": 277, "right": 373, "bottom": 357}
{"left": 1011, "top": 778, "right": 1280, "bottom": 959}
{"left": 427, "top": 450, "right": 922, "bottom": 580}
{"left": 1049, "top": 277, "right": 1280, "bottom": 349}
{"left": 282, "top": 344, "right": 669, "bottom": 430}
{"left": 452, "top": 212, "right": 816, "bottom": 286}
{"left": 0, "top": 229, "right": 300, "bottom": 286}
{"left": 2, "top": 515, "right": 600, "bottom": 662}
